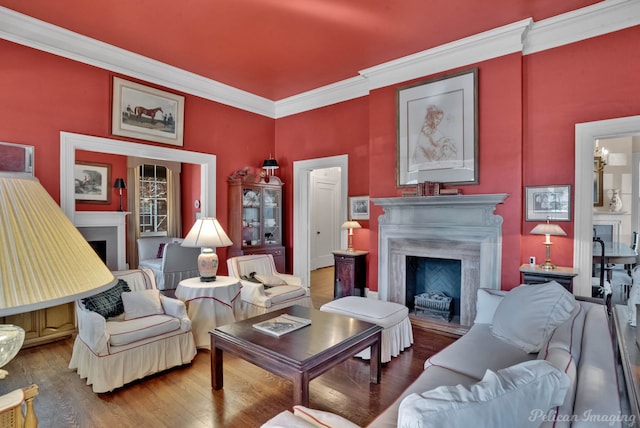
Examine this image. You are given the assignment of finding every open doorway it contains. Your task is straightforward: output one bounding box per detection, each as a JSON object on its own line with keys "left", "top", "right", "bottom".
{"left": 293, "top": 155, "right": 349, "bottom": 288}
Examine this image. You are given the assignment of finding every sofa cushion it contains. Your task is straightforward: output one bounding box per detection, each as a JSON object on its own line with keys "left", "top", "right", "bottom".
{"left": 82, "top": 279, "right": 131, "bottom": 319}
{"left": 427, "top": 323, "right": 536, "bottom": 380}
{"left": 107, "top": 314, "right": 181, "bottom": 346}
{"left": 292, "top": 406, "right": 360, "bottom": 428}
{"left": 491, "top": 282, "right": 577, "bottom": 353}
{"left": 157, "top": 242, "right": 166, "bottom": 258}
{"left": 538, "top": 302, "right": 585, "bottom": 363}
{"left": 122, "top": 289, "right": 164, "bottom": 320}
{"left": 397, "top": 360, "right": 569, "bottom": 428}
{"left": 474, "top": 288, "right": 505, "bottom": 324}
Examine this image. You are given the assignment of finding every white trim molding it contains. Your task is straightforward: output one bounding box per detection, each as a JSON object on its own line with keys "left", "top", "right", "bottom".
{"left": 1, "top": 0, "right": 639, "bottom": 118}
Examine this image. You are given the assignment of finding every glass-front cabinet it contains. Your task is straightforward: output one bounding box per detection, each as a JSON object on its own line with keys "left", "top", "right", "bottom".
{"left": 228, "top": 172, "right": 285, "bottom": 271}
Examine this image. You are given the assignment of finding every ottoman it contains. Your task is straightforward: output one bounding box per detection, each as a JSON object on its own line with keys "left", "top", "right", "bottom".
{"left": 320, "top": 296, "right": 413, "bottom": 363}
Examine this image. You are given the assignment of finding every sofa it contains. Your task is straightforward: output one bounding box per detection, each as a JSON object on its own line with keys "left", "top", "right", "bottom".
{"left": 137, "top": 236, "right": 201, "bottom": 290}
{"left": 262, "top": 281, "right": 623, "bottom": 427}
{"left": 68, "top": 269, "right": 197, "bottom": 393}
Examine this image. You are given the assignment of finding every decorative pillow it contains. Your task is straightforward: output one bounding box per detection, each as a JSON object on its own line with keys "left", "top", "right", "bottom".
{"left": 82, "top": 279, "right": 131, "bottom": 318}
{"left": 474, "top": 288, "right": 505, "bottom": 324}
{"left": 241, "top": 272, "right": 262, "bottom": 283}
{"left": 293, "top": 406, "right": 360, "bottom": 428}
{"left": 397, "top": 360, "right": 569, "bottom": 428}
{"left": 254, "top": 274, "right": 287, "bottom": 286}
{"left": 156, "top": 243, "right": 167, "bottom": 259}
{"left": 490, "top": 281, "right": 577, "bottom": 353}
{"left": 122, "top": 289, "right": 164, "bottom": 320}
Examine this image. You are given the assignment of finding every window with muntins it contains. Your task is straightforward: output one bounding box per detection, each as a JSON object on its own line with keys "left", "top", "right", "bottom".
{"left": 139, "top": 164, "right": 168, "bottom": 235}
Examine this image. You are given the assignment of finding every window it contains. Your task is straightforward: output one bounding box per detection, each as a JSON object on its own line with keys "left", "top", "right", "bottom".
{"left": 139, "top": 164, "right": 168, "bottom": 235}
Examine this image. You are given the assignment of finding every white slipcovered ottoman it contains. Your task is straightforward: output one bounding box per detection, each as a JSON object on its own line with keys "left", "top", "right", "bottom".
{"left": 320, "top": 296, "right": 413, "bottom": 363}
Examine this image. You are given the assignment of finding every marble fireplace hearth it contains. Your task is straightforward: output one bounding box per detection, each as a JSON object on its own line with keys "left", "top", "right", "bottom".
{"left": 372, "top": 194, "right": 508, "bottom": 327}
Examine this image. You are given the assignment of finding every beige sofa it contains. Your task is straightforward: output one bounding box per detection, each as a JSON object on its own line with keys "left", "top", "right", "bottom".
{"left": 263, "top": 282, "right": 623, "bottom": 427}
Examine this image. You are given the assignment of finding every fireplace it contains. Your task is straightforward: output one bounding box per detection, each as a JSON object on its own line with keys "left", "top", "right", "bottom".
{"left": 407, "top": 256, "right": 461, "bottom": 322}
{"left": 74, "top": 211, "right": 129, "bottom": 271}
{"left": 372, "top": 194, "right": 508, "bottom": 326}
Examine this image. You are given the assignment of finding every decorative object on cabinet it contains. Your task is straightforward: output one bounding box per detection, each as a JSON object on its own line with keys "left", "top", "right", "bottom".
{"left": 610, "top": 188, "right": 623, "bottom": 212}
{"left": 341, "top": 221, "right": 361, "bottom": 252}
{"left": 349, "top": 196, "right": 370, "bottom": 220}
{"left": 113, "top": 177, "right": 126, "bottom": 211}
{"left": 111, "top": 77, "right": 185, "bottom": 146}
{"left": 397, "top": 68, "right": 478, "bottom": 186}
{"left": 262, "top": 156, "right": 279, "bottom": 177}
{"left": 525, "top": 185, "right": 571, "bottom": 221}
{"left": 181, "top": 217, "right": 233, "bottom": 282}
{"left": 0, "top": 171, "right": 116, "bottom": 370}
{"left": 530, "top": 219, "right": 567, "bottom": 270}
{"left": 74, "top": 161, "right": 111, "bottom": 204}
{"left": 228, "top": 169, "right": 285, "bottom": 272}
{"left": 332, "top": 250, "right": 368, "bottom": 298}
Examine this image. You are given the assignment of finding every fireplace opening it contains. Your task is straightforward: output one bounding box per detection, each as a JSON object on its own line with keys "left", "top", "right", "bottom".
{"left": 406, "top": 256, "right": 461, "bottom": 322}
{"left": 88, "top": 240, "right": 107, "bottom": 264}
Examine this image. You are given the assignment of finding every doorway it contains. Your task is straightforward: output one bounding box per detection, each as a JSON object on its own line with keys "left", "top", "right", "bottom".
{"left": 293, "top": 155, "right": 349, "bottom": 288}
{"left": 310, "top": 167, "right": 341, "bottom": 270}
{"left": 573, "top": 115, "right": 640, "bottom": 297}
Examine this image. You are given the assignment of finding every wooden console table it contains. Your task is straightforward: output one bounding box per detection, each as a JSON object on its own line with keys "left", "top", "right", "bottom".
{"left": 613, "top": 304, "right": 640, "bottom": 422}
{"left": 519, "top": 264, "right": 578, "bottom": 292}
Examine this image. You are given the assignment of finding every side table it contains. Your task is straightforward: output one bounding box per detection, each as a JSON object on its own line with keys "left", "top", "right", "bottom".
{"left": 332, "top": 250, "right": 368, "bottom": 298}
{"left": 175, "top": 276, "right": 242, "bottom": 349}
{"left": 519, "top": 264, "right": 578, "bottom": 292}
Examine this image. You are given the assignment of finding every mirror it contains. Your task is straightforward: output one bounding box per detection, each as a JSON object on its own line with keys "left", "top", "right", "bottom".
{"left": 593, "top": 157, "right": 604, "bottom": 207}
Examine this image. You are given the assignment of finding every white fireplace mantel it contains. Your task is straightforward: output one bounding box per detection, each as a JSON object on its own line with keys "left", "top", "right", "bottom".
{"left": 74, "top": 211, "right": 130, "bottom": 270}
{"left": 372, "top": 194, "right": 508, "bottom": 325}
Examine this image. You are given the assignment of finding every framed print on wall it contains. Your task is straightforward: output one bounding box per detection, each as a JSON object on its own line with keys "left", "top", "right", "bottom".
{"left": 349, "top": 196, "right": 370, "bottom": 220}
{"left": 74, "top": 161, "right": 111, "bottom": 204}
{"left": 525, "top": 185, "right": 572, "bottom": 221}
{"left": 396, "top": 68, "right": 478, "bottom": 187}
{"left": 112, "top": 77, "right": 185, "bottom": 146}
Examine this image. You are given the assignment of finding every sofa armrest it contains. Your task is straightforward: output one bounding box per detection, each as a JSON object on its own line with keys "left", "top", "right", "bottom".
{"left": 239, "top": 280, "right": 272, "bottom": 308}
{"left": 75, "top": 303, "right": 110, "bottom": 356}
{"left": 160, "top": 295, "right": 192, "bottom": 330}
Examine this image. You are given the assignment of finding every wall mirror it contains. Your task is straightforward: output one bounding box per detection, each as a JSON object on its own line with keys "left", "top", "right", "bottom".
{"left": 593, "top": 157, "right": 604, "bottom": 207}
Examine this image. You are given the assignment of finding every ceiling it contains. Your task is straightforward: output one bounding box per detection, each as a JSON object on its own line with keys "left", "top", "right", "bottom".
{"left": 0, "top": 0, "right": 599, "bottom": 100}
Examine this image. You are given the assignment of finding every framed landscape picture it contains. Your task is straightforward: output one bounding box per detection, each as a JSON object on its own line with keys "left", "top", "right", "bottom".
{"left": 112, "top": 77, "right": 185, "bottom": 146}
{"left": 525, "top": 185, "right": 571, "bottom": 221}
{"left": 396, "top": 68, "right": 478, "bottom": 186}
{"left": 74, "top": 161, "right": 111, "bottom": 204}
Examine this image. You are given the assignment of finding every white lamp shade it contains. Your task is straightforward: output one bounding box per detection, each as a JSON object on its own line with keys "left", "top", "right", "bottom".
{"left": 0, "top": 173, "right": 117, "bottom": 317}
{"left": 341, "top": 221, "right": 362, "bottom": 230}
{"left": 530, "top": 223, "right": 566, "bottom": 236}
{"left": 181, "top": 217, "right": 233, "bottom": 248}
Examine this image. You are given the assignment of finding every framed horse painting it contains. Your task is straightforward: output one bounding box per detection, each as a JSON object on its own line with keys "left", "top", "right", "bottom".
{"left": 112, "top": 77, "right": 185, "bottom": 146}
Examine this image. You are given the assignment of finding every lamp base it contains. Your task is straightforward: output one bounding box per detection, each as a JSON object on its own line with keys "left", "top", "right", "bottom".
{"left": 197, "top": 248, "right": 219, "bottom": 282}
{"left": 540, "top": 260, "right": 556, "bottom": 270}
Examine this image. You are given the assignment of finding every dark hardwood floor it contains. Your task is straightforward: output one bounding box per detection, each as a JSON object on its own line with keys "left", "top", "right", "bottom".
{"left": 0, "top": 267, "right": 457, "bottom": 428}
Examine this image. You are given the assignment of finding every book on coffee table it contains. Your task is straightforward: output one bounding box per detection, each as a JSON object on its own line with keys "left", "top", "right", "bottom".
{"left": 252, "top": 313, "right": 312, "bottom": 337}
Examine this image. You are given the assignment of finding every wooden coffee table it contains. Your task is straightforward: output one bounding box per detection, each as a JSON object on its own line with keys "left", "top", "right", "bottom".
{"left": 210, "top": 305, "right": 383, "bottom": 406}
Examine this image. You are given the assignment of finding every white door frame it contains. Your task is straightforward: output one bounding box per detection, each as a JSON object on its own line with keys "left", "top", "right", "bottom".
{"left": 293, "top": 155, "right": 349, "bottom": 287}
{"left": 573, "top": 115, "right": 640, "bottom": 297}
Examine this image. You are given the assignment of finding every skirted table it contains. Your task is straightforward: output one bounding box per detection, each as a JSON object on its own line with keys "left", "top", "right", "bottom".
{"left": 176, "top": 276, "right": 242, "bottom": 348}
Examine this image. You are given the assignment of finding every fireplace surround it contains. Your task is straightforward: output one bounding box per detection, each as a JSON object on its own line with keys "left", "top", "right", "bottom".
{"left": 372, "top": 194, "right": 508, "bottom": 326}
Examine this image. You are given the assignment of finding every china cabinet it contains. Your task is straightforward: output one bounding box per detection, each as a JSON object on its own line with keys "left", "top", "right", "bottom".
{"left": 228, "top": 172, "right": 285, "bottom": 272}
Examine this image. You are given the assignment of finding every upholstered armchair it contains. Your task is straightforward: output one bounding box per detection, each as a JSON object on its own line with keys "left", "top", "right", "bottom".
{"left": 137, "top": 237, "right": 201, "bottom": 290}
{"left": 227, "top": 254, "right": 312, "bottom": 319}
{"left": 69, "top": 269, "right": 196, "bottom": 393}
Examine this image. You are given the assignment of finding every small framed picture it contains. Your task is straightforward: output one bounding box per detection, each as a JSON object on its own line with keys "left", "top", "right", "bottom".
{"left": 525, "top": 185, "right": 571, "bottom": 221}
{"left": 349, "top": 196, "right": 370, "bottom": 220}
{"left": 75, "top": 161, "right": 111, "bottom": 204}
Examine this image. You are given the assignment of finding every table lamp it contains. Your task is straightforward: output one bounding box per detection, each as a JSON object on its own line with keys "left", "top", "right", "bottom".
{"left": 182, "top": 217, "right": 233, "bottom": 282}
{"left": 0, "top": 172, "right": 117, "bottom": 377}
{"left": 342, "top": 221, "right": 362, "bottom": 252}
{"left": 530, "top": 219, "right": 567, "bottom": 270}
{"left": 113, "top": 177, "right": 126, "bottom": 211}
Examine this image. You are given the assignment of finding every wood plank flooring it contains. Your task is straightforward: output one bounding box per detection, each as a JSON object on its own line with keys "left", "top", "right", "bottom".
{"left": 0, "top": 267, "right": 457, "bottom": 428}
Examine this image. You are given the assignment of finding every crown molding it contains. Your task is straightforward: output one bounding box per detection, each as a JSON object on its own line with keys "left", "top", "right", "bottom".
{"left": 524, "top": 0, "right": 640, "bottom": 55}
{"left": 359, "top": 18, "right": 532, "bottom": 92}
{"left": 0, "top": 6, "right": 274, "bottom": 118}
{"left": 1, "top": 1, "right": 638, "bottom": 119}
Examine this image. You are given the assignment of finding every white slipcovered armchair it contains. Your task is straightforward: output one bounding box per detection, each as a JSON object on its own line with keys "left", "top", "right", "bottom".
{"left": 69, "top": 269, "right": 196, "bottom": 393}
{"left": 227, "top": 254, "right": 312, "bottom": 319}
{"left": 137, "top": 237, "right": 201, "bottom": 290}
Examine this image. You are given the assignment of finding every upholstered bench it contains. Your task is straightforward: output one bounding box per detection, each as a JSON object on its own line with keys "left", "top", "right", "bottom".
{"left": 320, "top": 296, "right": 413, "bottom": 363}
